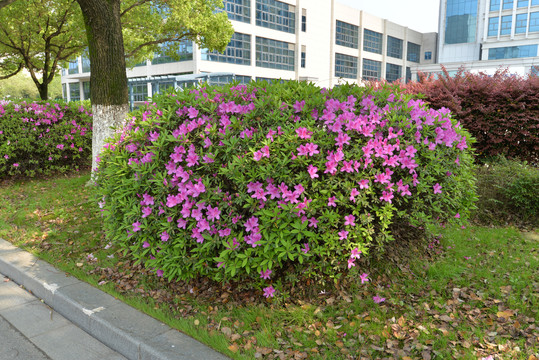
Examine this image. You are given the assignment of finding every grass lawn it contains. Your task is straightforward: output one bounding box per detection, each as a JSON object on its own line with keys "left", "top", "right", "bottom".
{"left": 1, "top": 171, "right": 538, "bottom": 359}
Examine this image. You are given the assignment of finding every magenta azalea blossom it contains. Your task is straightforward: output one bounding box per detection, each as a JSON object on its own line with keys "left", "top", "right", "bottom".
{"left": 301, "top": 243, "right": 310, "bottom": 254}
{"left": 344, "top": 215, "right": 355, "bottom": 227}
{"left": 328, "top": 196, "right": 336, "bottom": 207}
{"left": 132, "top": 221, "right": 142, "bottom": 232}
{"left": 141, "top": 206, "right": 152, "bottom": 218}
{"left": 338, "top": 230, "right": 348, "bottom": 240}
{"left": 307, "top": 164, "right": 319, "bottom": 179}
{"left": 206, "top": 206, "right": 221, "bottom": 221}
{"left": 358, "top": 179, "right": 369, "bottom": 189}
{"left": 260, "top": 269, "right": 272, "bottom": 279}
{"left": 455, "top": 213, "right": 460, "bottom": 218}
{"left": 351, "top": 247, "right": 361, "bottom": 259}
{"left": 347, "top": 258, "right": 355, "bottom": 269}
{"left": 360, "top": 273, "right": 369, "bottom": 284}
{"left": 373, "top": 295, "right": 386, "bottom": 304}
{"left": 142, "top": 241, "right": 150, "bottom": 248}
{"left": 156, "top": 269, "right": 164, "bottom": 277}
{"left": 161, "top": 231, "right": 169, "bottom": 242}
{"left": 296, "top": 127, "right": 312, "bottom": 139}
{"left": 433, "top": 183, "right": 442, "bottom": 194}
{"left": 263, "top": 286, "right": 276, "bottom": 298}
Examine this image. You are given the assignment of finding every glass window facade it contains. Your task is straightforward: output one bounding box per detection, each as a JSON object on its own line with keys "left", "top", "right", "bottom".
{"left": 488, "top": 17, "right": 499, "bottom": 36}
{"left": 500, "top": 15, "right": 512, "bottom": 34}
{"left": 516, "top": 13, "right": 528, "bottom": 33}
{"left": 152, "top": 40, "right": 193, "bottom": 65}
{"left": 82, "top": 81, "right": 90, "bottom": 101}
{"left": 518, "top": 0, "right": 529, "bottom": 7}
{"left": 488, "top": 44, "right": 538, "bottom": 59}
{"left": 363, "top": 29, "right": 383, "bottom": 54}
{"left": 385, "top": 63, "right": 402, "bottom": 83}
{"left": 530, "top": 12, "right": 539, "bottom": 31}
{"left": 445, "top": 0, "right": 478, "bottom": 44}
{"left": 68, "top": 60, "right": 79, "bottom": 75}
{"left": 425, "top": 51, "right": 432, "bottom": 60}
{"left": 407, "top": 42, "right": 421, "bottom": 62}
{"left": 533, "top": 0, "right": 539, "bottom": 5}
{"left": 336, "top": 20, "right": 359, "bottom": 49}
{"left": 130, "top": 83, "right": 148, "bottom": 102}
{"left": 69, "top": 83, "right": 80, "bottom": 101}
{"left": 490, "top": 0, "right": 500, "bottom": 10}
{"left": 335, "top": 53, "right": 357, "bottom": 79}
{"left": 387, "top": 36, "right": 403, "bottom": 59}
{"left": 302, "top": 14, "right": 306, "bottom": 32}
{"left": 81, "top": 56, "right": 90, "bottom": 73}
{"left": 301, "top": 51, "right": 306, "bottom": 68}
{"left": 256, "top": 37, "right": 295, "bottom": 71}
{"left": 256, "top": 0, "right": 296, "bottom": 34}
{"left": 201, "top": 32, "right": 251, "bottom": 65}
{"left": 362, "top": 59, "right": 381, "bottom": 81}
{"left": 152, "top": 80, "right": 175, "bottom": 95}
{"left": 406, "top": 67, "right": 412, "bottom": 83}
{"left": 220, "top": 0, "right": 250, "bottom": 23}
{"left": 503, "top": 0, "right": 514, "bottom": 9}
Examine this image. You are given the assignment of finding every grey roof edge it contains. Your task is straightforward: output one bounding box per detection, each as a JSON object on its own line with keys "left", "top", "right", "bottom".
{"left": 0, "top": 238, "right": 231, "bottom": 360}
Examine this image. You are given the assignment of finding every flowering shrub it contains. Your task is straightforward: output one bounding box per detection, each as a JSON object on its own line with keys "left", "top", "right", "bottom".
{"left": 0, "top": 100, "right": 93, "bottom": 178}
{"left": 95, "top": 81, "right": 476, "bottom": 294}
{"left": 407, "top": 67, "right": 539, "bottom": 164}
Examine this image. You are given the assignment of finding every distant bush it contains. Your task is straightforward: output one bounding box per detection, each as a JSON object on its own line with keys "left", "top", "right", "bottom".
{"left": 473, "top": 156, "right": 539, "bottom": 226}
{"left": 95, "top": 81, "right": 476, "bottom": 294}
{"left": 0, "top": 100, "right": 92, "bottom": 178}
{"left": 406, "top": 67, "right": 539, "bottom": 164}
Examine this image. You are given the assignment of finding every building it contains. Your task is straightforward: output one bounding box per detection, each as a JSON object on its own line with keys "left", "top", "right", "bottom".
{"left": 415, "top": 0, "right": 539, "bottom": 78}
{"left": 61, "top": 0, "right": 438, "bottom": 105}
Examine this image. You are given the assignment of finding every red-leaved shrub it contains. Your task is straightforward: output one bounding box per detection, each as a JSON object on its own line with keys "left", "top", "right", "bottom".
{"left": 406, "top": 67, "right": 539, "bottom": 164}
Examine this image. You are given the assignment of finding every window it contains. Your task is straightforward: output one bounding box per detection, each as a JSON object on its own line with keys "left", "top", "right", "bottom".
{"left": 516, "top": 13, "right": 528, "bottom": 33}
{"left": 363, "top": 29, "right": 383, "bottom": 54}
{"left": 301, "top": 46, "right": 306, "bottom": 68}
{"left": 490, "top": 0, "right": 500, "bottom": 10}
{"left": 533, "top": 0, "right": 539, "bottom": 5}
{"left": 530, "top": 12, "right": 539, "bottom": 31}
{"left": 235, "top": 75, "right": 252, "bottom": 84}
{"left": 500, "top": 15, "right": 512, "bottom": 34}
{"left": 531, "top": 65, "right": 539, "bottom": 76}
{"left": 407, "top": 42, "right": 421, "bottom": 62}
{"left": 406, "top": 67, "right": 412, "bottom": 83}
{"left": 82, "top": 81, "right": 90, "bottom": 101}
{"left": 256, "top": 37, "right": 295, "bottom": 71}
{"left": 152, "top": 81, "right": 175, "bottom": 95}
{"left": 81, "top": 56, "right": 90, "bottom": 73}
{"left": 130, "top": 83, "right": 148, "bottom": 102}
{"left": 302, "top": 9, "right": 306, "bottom": 32}
{"left": 256, "top": 0, "right": 296, "bottom": 34}
{"left": 488, "top": 17, "right": 499, "bottom": 36}
{"left": 424, "top": 51, "right": 432, "bottom": 60}
{"left": 335, "top": 53, "right": 357, "bottom": 79}
{"left": 220, "top": 0, "right": 251, "bottom": 23}
{"left": 503, "top": 0, "right": 513, "bottom": 9}
{"left": 152, "top": 40, "right": 193, "bottom": 65}
{"left": 385, "top": 63, "right": 402, "bottom": 83}
{"left": 362, "top": 59, "right": 381, "bottom": 81}
{"left": 336, "top": 20, "right": 359, "bottom": 49}
{"left": 517, "top": 0, "right": 529, "bottom": 7}
{"left": 62, "top": 84, "right": 67, "bottom": 101}
{"left": 68, "top": 60, "right": 79, "bottom": 75}
{"left": 201, "top": 32, "right": 251, "bottom": 65}
{"left": 488, "top": 44, "right": 538, "bottom": 59}
{"left": 69, "top": 83, "right": 80, "bottom": 101}
{"left": 387, "top": 36, "right": 403, "bottom": 59}
{"left": 445, "top": 0, "right": 478, "bottom": 44}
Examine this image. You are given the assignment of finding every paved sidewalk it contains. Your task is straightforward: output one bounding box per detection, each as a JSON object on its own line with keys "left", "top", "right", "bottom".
{"left": 0, "top": 238, "right": 230, "bottom": 360}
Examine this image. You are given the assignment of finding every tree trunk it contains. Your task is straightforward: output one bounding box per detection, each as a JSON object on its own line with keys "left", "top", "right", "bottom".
{"left": 75, "top": 0, "right": 129, "bottom": 175}
{"left": 38, "top": 82, "right": 48, "bottom": 100}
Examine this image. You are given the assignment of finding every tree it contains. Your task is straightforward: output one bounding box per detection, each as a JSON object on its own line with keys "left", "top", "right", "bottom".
{"left": 0, "top": 0, "right": 86, "bottom": 100}
{"left": 74, "top": 0, "right": 234, "bottom": 173}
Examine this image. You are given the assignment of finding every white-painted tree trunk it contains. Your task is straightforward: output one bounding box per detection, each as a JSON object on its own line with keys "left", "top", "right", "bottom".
{"left": 91, "top": 104, "right": 129, "bottom": 178}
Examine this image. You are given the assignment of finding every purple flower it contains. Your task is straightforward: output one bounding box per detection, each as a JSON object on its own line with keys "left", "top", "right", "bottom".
{"left": 328, "top": 196, "right": 336, "bottom": 207}
{"left": 373, "top": 295, "right": 386, "bottom": 304}
{"left": 142, "top": 241, "right": 150, "bottom": 248}
{"left": 338, "top": 230, "right": 348, "bottom": 240}
{"left": 263, "top": 286, "right": 276, "bottom": 298}
{"left": 161, "top": 231, "right": 169, "bottom": 242}
{"left": 13, "top": 163, "right": 19, "bottom": 167}
{"left": 344, "top": 215, "right": 355, "bottom": 227}
{"left": 132, "top": 221, "right": 142, "bottom": 232}
{"left": 260, "top": 269, "right": 272, "bottom": 279}
{"left": 156, "top": 269, "right": 164, "bottom": 277}
{"left": 141, "top": 207, "right": 152, "bottom": 218}
{"left": 360, "top": 273, "right": 369, "bottom": 284}
{"left": 301, "top": 243, "right": 310, "bottom": 254}
{"left": 347, "top": 258, "right": 355, "bottom": 269}
{"left": 433, "top": 183, "right": 442, "bottom": 194}
{"left": 351, "top": 248, "right": 361, "bottom": 259}
{"left": 307, "top": 165, "right": 318, "bottom": 179}
{"left": 206, "top": 206, "right": 221, "bottom": 221}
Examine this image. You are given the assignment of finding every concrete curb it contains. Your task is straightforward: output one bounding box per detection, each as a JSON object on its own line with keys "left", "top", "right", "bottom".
{"left": 0, "top": 238, "right": 230, "bottom": 360}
